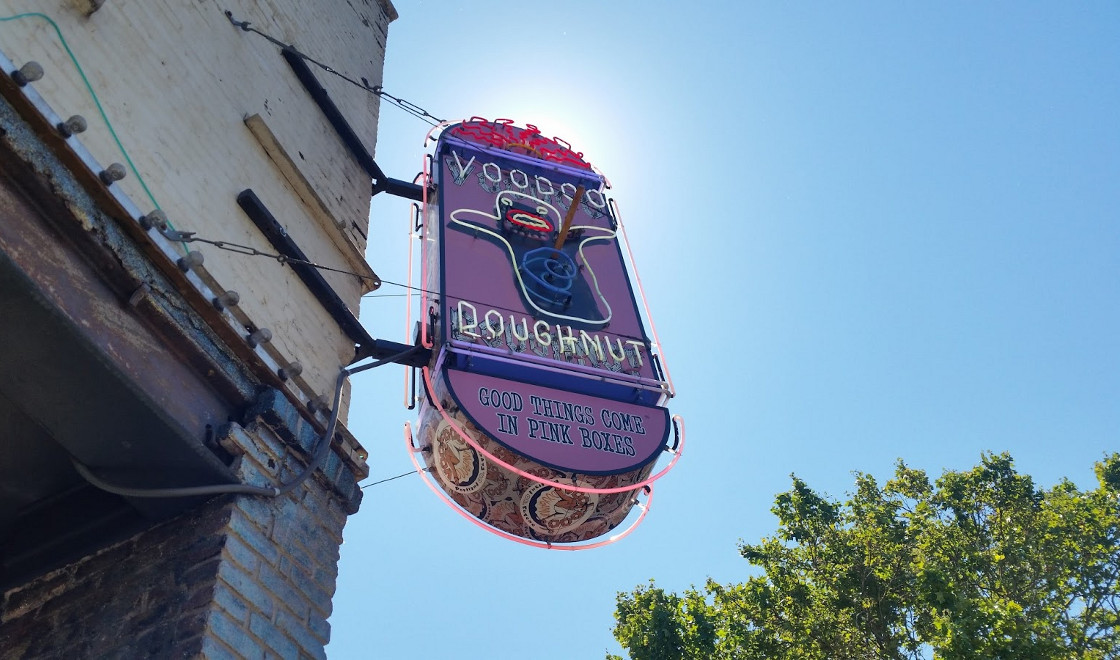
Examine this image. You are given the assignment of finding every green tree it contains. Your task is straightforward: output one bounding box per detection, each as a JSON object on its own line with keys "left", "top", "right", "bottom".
{"left": 609, "top": 453, "right": 1120, "bottom": 660}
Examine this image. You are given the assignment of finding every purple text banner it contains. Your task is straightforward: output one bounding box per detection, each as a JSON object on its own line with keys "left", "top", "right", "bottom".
{"left": 445, "top": 367, "right": 670, "bottom": 475}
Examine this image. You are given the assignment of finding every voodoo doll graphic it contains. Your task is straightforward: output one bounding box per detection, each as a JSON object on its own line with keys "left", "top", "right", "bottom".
{"left": 449, "top": 189, "right": 615, "bottom": 329}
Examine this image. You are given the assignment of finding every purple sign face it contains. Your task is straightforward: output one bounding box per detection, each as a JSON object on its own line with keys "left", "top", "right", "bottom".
{"left": 432, "top": 122, "right": 661, "bottom": 393}
{"left": 443, "top": 369, "right": 669, "bottom": 475}
{"left": 423, "top": 119, "right": 672, "bottom": 476}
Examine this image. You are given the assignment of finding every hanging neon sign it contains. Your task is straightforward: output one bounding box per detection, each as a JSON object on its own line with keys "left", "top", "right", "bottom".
{"left": 407, "top": 118, "right": 681, "bottom": 547}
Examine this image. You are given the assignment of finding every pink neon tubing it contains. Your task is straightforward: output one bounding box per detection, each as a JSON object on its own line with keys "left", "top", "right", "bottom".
{"left": 611, "top": 197, "right": 675, "bottom": 399}
{"left": 403, "top": 196, "right": 420, "bottom": 408}
{"left": 405, "top": 422, "right": 653, "bottom": 550}
{"left": 422, "top": 367, "right": 684, "bottom": 495}
{"left": 416, "top": 117, "right": 682, "bottom": 492}
{"left": 419, "top": 119, "right": 457, "bottom": 350}
{"left": 423, "top": 118, "right": 457, "bottom": 148}
{"left": 418, "top": 155, "right": 433, "bottom": 349}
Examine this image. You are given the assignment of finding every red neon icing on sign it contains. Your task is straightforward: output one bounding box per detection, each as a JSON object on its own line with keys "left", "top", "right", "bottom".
{"left": 449, "top": 118, "right": 592, "bottom": 170}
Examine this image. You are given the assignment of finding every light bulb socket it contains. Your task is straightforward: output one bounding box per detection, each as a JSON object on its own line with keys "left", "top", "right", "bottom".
{"left": 11, "top": 61, "right": 43, "bottom": 86}
{"left": 177, "top": 250, "right": 204, "bottom": 272}
{"left": 99, "top": 162, "right": 127, "bottom": 185}
{"left": 56, "top": 115, "right": 88, "bottom": 137}
{"left": 139, "top": 209, "right": 169, "bottom": 231}
{"left": 247, "top": 327, "right": 272, "bottom": 348}
{"left": 308, "top": 395, "right": 331, "bottom": 414}
{"left": 212, "top": 290, "right": 240, "bottom": 311}
{"left": 278, "top": 361, "right": 303, "bottom": 381}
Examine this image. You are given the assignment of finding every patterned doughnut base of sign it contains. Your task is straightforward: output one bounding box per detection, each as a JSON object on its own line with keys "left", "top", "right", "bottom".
{"left": 417, "top": 376, "right": 652, "bottom": 543}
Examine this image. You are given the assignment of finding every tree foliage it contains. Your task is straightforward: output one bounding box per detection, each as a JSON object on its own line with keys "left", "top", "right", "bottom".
{"left": 610, "top": 453, "right": 1120, "bottom": 660}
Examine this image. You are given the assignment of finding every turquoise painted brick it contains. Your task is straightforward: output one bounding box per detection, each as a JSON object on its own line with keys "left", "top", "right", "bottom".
{"left": 245, "top": 423, "right": 289, "bottom": 464}
{"left": 245, "top": 388, "right": 301, "bottom": 446}
{"left": 221, "top": 533, "right": 261, "bottom": 576}
{"left": 249, "top": 611, "right": 300, "bottom": 660}
{"left": 234, "top": 495, "right": 276, "bottom": 535}
{"left": 336, "top": 462, "right": 357, "bottom": 495}
{"left": 282, "top": 520, "right": 341, "bottom": 566}
{"left": 220, "top": 422, "right": 278, "bottom": 464}
{"left": 289, "top": 501, "right": 343, "bottom": 546}
{"left": 234, "top": 456, "right": 275, "bottom": 489}
{"left": 322, "top": 451, "right": 345, "bottom": 490}
{"left": 279, "top": 537, "right": 315, "bottom": 575}
{"left": 199, "top": 635, "right": 240, "bottom": 660}
{"left": 216, "top": 562, "right": 275, "bottom": 618}
{"left": 229, "top": 508, "right": 281, "bottom": 567}
{"left": 335, "top": 464, "right": 360, "bottom": 508}
{"left": 311, "top": 565, "right": 339, "bottom": 588}
{"left": 308, "top": 614, "right": 331, "bottom": 645}
{"left": 257, "top": 563, "right": 309, "bottom": 618}
{"left": 320, "top": 494, "right": 349, "bottom": 529}
{"left": 281, "top": 559, "right": 334, "bottom": 617}
{"left": 239, "top": 390, "right": 363, "bottom": 511}
{"left": 296, "top": 419, "right": 320, "bottom": 455}
{"left": 277, "top": 608, "right": 328, "bottom": 659}
{"left": 212, "top": 583, "right": 251, "bottom": 625}
{"left": 205, "top": 610, "right": 258, "bottom": 659}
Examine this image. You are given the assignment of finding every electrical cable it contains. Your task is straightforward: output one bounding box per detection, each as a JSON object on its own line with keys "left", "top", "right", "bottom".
{"left": 154, "top": 217, "right": 656, "bottom": 346}
{"left": 72, "top": 461, "right": 278, "bottom": 498}
{"left": 71, "top": 346, "right": 421, "bottom": 499}
{"left": 0, "top": 11, "right": 191, "bottom": 252}
{"left": 224, "top": 11, "right": 445, "bottom": 126}
{"left": 359, "top": 468, "right": 426, "bottom": 489}
{"left": 153, "top": 222, "right": 445, "bottom": 298}
{"left": 370, "top": 277, "right": 436, "bottom": 296}
{"left": 154, "top": 225, "right": 381, "bottom": 287}
{"left": 5, "top": 12, "right": 667, "bottom": 499}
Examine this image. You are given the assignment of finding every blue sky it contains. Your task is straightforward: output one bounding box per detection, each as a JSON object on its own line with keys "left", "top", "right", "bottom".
{"left": 330, "top": 3, "right": 1119, "bottom": 658}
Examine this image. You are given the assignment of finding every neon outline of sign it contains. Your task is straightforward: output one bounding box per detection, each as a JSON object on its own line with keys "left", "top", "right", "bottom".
{"left": 405, "top": 422, "right": 653, "bottom": 550}
{"left": 448, "top": 156, "right": 602, "bottom": 208}
{"left": 417, "top": 117, "right": 678, "bottom": 400}
{"left": 407, "top": 117, "right": 686, "bottom": 545}
{"left": 505, "top": 208, "right": 553, "bottom": 233}
{"left": 422, "top": 366, "right": 684, "bottom": 495}
{"left": 449, "top": 116, "right": 592, "bottom": 171}
{"left": 449, "top": 190, "right": 616, "bottom": 327}
{"left": 610, "top": 197, "right": 677, "bottom": 399}
{"left": 419, "top": 133, "right": 438, "bottom": 350}
{"left": 403, "top": 168, "right": 428, "bottom": 408}
{"left": 444, "top": 339, "right": 667, "bottom": 395}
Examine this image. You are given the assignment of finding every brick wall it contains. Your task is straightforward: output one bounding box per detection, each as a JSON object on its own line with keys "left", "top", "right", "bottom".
{"left": 0, "top": 0, "right": 390, "bottom": 654}
{"left": 0, "top": 390, "right": 359, "bottom": 659}
{"left": 0, "top": 500, "right": 233, "bottom": 658}
{"left": 0, "top": 0, "right": 396, "bottom": 398}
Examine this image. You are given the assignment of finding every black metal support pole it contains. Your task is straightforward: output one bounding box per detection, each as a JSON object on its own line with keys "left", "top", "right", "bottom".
{"left": 280, "top": 48, "right": 426, "bottom": 202}
{"left": 236, "top": 189, "right": 430, "bottom": 366}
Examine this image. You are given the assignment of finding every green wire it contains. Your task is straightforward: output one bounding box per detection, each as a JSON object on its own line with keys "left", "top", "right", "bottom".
{"left": 0, "top": 12, "right": 189, "bottom": 252}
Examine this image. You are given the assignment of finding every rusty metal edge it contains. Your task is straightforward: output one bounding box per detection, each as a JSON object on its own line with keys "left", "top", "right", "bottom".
{"left": 0, "top": 51, "right": 369, "bottom": 484}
